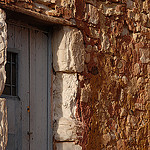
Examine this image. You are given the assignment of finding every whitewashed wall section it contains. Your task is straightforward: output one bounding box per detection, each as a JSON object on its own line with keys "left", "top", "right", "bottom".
{"left": 0, "top": 9, "right": 8, "bottom": 150}
{"left": 52, "top": 26, "right": 84, "bottom": 150}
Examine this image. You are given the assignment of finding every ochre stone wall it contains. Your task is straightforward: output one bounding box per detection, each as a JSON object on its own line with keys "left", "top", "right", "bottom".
{"left": 0, "top": 0, "right": 150, "bottom": 149}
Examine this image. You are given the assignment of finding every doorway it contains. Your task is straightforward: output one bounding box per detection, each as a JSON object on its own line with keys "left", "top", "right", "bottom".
{"left": 3, "top": 22, "right": 51, "bottom": 150}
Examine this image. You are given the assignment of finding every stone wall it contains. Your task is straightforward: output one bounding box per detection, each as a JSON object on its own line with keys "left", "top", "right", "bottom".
{"left": 0, "top": 98, "right": 8, "bottom": 150}
{"left": 52, "top": 26, "right": 84, "bottom": 150}
{"left": 0, "top": 0, "right": 150, "bottom": 149}
{"left": 0, "top": 9, "right": 6, "bottom": 96}
{"left": 0, "top": 8, "right": 7, "bottom": 150}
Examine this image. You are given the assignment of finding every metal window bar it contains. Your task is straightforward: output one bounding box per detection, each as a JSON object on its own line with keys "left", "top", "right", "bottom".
{"left": 3, "top": 52, "right": 17, "bottom": 96}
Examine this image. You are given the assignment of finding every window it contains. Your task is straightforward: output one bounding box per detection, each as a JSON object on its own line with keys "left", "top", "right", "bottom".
{"left": 3, "top": 51, "right": 17, "bottom": 96}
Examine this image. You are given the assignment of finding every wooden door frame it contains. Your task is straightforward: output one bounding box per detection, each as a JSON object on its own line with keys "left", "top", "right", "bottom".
{"left": 47, "top": 31, "right": 53, "bottom": 150}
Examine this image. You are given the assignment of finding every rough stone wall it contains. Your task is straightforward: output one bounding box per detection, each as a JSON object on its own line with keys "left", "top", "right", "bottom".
{"left": 74, "top": 1, "right": 150, "bottom": 149}
{"left": 0, "top": 8, "right": 8, "bottom": 150}
{"left": 0, "top": 0, "right": 150, "bottom": 150}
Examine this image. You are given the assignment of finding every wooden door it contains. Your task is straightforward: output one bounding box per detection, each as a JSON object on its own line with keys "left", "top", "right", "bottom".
{"left": 29, "top": 29, "right": 48, "bottom": 150}
{"left": 5, "top": 23, "right": 50, "bottom": 150}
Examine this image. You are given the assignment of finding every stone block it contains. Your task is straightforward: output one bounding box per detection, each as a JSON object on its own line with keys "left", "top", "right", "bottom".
{"left": 139, "top": 48, "right": 150, "bottom": 64}
{"left": 53, "top": 72, "right": 78, "bottom": 119}
{"left": 80, "top": 83, "right": 91, "bottom": 102}
{"left": 117, "top": 139, "right": 127, "bottom": 150}
{"left": 121, "top": 27, "right": 129, "bottom": 36}
{"left": 52, "top": 26, "right": 85, "bottom": 72}
{"left": 120, "top": 108, "right": 127, "bottom": 118}
{"left": 34, "top": 2, "right": 51, "bottom": 11}
{"left": 101, "top": 33, "right": 110, "bottom": 51}
{"left": 89, "top": 27, "right": 100, "bottom": 38}
{"left": 85, "top": 53, "right": 90, "bottom": 63}
{"left": 53, "top": 72, "right": 78, "bottom": 141}
{"left": 102, "top": 133, "right": 111, "bottom": 146}
{"left": 141, "top": 13, "right": 148, "bottom": 26}
{"left": 134, "top": 63, "right": 140, "bottom": 76}
{"left": 146, "top": 101, "right": 150, "bottom": 111}
{"left": 56, "top": 142, "right": 82, "bottom": 150}
{"left": 85, "top": 45, "right": 92, "bottom": 52}
{"left": 54, "top": 117, "right": 77, "bottom": 141}
{"left": 122, "top": 76, "right": 128, "bottom": 84}
{"left": 85, "top": 4, "right": 99, "bottom": 25}
{"left": 126, "top": 0, "right": 134, "bottom": 9}
{"left": 102, "top": 4, "right": 124, "bottom": 16}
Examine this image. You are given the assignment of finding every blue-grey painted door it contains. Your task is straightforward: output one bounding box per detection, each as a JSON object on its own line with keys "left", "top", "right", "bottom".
{"left": 5, "top": 22, "right": 50, "bottom": 150}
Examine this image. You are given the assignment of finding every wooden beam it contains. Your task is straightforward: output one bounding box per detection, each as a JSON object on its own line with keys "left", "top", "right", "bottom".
{"left": 0, "top": 2, "right": 75, "bottom": 26}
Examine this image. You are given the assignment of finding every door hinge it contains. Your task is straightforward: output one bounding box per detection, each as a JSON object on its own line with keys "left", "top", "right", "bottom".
{"left": 27, "top": 106, "right": 30, "bottom": 112}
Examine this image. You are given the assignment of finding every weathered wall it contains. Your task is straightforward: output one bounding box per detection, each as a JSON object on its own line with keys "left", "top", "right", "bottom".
{"left": 0, "top": 0, "right": 150, "bottom": 149}
{"left": 0, "top": 8, "right": 7, "bottom": 150}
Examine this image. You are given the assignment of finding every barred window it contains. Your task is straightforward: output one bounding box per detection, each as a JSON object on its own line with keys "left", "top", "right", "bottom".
{"left": 3, "top": 51, "right": 17, "bottom": 96}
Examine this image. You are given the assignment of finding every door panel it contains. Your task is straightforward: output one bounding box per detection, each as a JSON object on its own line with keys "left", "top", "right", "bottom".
{"left": 30, "top": 30, "right": 48, "bottom": 150}
{"left": 6, "top": 97, "right": 22, "bottom": 150}
{"left": 6, "top": 23, "right": 49, "bottom": 150}
{"left": 7, "top": 24, "right": 30, "bottom": 150}
{"left": 18, "top": 27, "right": 30, "bottom": 150}
{"left": 7, "top": 24, "right": 15, "bottom": 49}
